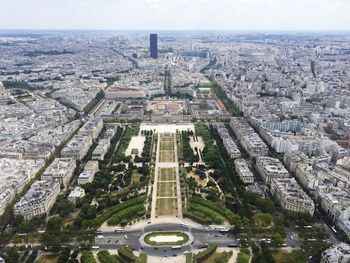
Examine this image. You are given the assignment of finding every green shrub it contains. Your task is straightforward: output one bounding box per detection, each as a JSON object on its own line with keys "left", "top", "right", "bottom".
{"left": 118, "top": 246, "right": 140, "bottom": 263}
{"left": 81, "top": 251, "right": 97, "bottom": 263}
{"left": 97, "top": 250, "right": 120, "bottom": 263}
{"left": 193, "top": 244, "right": 217, "bottom": 263}
{"left": 92, "top": 197, "right": 145, "bottom": 226}
{"left": 107, "top": 204, "right": 145, "bottom": 225}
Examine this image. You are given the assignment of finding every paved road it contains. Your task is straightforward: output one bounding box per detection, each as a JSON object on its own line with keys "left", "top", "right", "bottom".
{"left": 95, "top": 223, "right": 237, "bottom": 257}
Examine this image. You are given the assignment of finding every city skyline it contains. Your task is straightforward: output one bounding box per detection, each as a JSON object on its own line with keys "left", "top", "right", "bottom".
{"left": 1, "top": 0, "right": 350, "bottom": 31}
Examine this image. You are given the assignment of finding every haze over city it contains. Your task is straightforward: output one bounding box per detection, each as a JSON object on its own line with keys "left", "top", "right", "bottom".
{"left": 1, "top": 0, "right": 350, "bottom": 31}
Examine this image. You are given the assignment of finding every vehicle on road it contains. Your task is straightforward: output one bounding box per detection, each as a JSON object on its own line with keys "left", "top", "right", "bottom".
{"left": 124, "top": 234, "right": 128, "bottom": 240}
{"left": 331, "top": 226, "right": 337, "bottom": 234}
{"left": 114, "top": 228, "right": 124, "bottom": 232}
{"left": 171, "top": 245, "right": 182, "bottom": 249}
{"left": 180, "top": 223, "right": 189, "bottom": 227}
{"left": 228, "top": 243, "right": 239, "bottom": 247}
{"left": 198, "top": 244, "right": 208, "bottom": 249}
{"left": 97, "top": 235, "right": 104, "bottom": 239}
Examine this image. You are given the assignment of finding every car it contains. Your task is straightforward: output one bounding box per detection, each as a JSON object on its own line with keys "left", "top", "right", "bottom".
{"left": 124, "top": 235, "right": 128, "bottom": 240}
{"left": 140, "top": 246, "right": 144, "bottom": 250}
{"left": 147, "top": 221, "right": 151, "bottom": 224}
{"left": 173, "top": 254, "right": 177, "bottom": 257}
{"left": 115, "top": 240, "right": 119, "bottom": 243}
{"left": 198, "top": 244, "right": 208, "bottom": 249}
{"left": 282, "top": 243, "right": 287, "bottom": 247}
{"left": 228, "top": 243, "right": 238, "bottom": 247}
{"left": 107, "top": 240, "right": 111, "bottom": 243}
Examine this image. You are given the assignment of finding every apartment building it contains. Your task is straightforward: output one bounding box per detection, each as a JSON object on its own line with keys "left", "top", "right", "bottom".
{"left": 41, "top": 158, "right": 76, "bottom": 189}
{"left": 77, "top": 160, "right": 99, "bottom": 185}
{"left": 256, "top": 157, "right": 290, "bottom": 185}
{"left": 61, "top": 135, "right": 92, "bottom": 160}
{"left": 271, "top": 178, "right": 315, "bottom": 215}
{"left": 14, "top": 180, "right": 60, "bottom": 220}
{"left": 234, "top": 158, "right": 254, "bottom": 184}
{"left": 92, "top": 139, "right": 110, "bottom": 160}
{"left": 321, "top": 242, "right": 350, "bottom": 263}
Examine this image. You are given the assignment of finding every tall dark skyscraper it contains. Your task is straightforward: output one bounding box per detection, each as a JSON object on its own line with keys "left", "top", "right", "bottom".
{"left": 150, "top": 33, "right": 158, "bottom": 59}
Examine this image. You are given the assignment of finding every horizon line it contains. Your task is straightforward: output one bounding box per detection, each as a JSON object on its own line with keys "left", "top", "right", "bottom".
{"left": 1, "top": 28, "right": 350, "bottom": 33}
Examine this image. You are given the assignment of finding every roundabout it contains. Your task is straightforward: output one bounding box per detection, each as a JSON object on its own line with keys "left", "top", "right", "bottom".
{"left": 142, "top": 231, "right": 193, "bottom": 247}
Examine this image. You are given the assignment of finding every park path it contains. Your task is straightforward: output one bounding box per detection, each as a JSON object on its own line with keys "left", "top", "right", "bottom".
{"left": 150, "top": 133, "right": 182, "bottom": 219}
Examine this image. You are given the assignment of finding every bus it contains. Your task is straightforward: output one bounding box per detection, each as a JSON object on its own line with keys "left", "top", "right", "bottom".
{"left": 171, "top": 245, "right": 182, "bottom": 249}
{"left": 92, "top": 246, "right": 100, "bottom": 250}
{"left": 331, "top": 226, "right": 337, "bottom": 234}
{"left": 114, "top": 228, "right": 124, "bottom": 232}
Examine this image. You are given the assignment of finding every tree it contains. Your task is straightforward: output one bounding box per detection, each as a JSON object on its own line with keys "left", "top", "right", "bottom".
{"left": 57, "top": 200, "right": 75, "bottom": 217}
{"left": 251, "top": 213, "right": 273, "bottom": 228}
{"left": 47, "top": 216, "right": 63, "bottom": 232}
{"left": 272, "top": 233, "right": 284, "bottom": 247}
{"left": 261, "top": 242, "right": 275, "bottom": 263}
{"left": 43, "top": 216, "right": 64, "bottom": 252}
{"left": 3, "top": 248, "right": 20, "bottom": 263}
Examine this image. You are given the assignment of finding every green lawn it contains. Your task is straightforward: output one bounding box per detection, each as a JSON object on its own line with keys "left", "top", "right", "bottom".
{"left": 159, "top": 150, "right": 175, "bottom": 162}
{"left": 159, "top": 168, "right": 176, "bottom": 181}
{"left": 158, "top": 182, "right": 176, "bottom": 197}
{"left": 156, "top": 198, "right": 177, "bottom": 216}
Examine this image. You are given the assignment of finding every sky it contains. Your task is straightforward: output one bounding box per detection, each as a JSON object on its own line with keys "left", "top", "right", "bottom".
{"left": 0, "top": 0, "right": 349, "bottom": 31}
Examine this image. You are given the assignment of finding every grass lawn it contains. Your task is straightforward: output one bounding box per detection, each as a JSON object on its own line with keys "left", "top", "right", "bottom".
{"left": 159, "top": 150, "right": 175, "bottom": 162}
{"left": 37, "top": 255, "right": 59, "bottom": 263}
{"left": 131, "top": 171, "right": 143, "bottom": 184}
{"left": 203, "top": 253, "right": 224, "bottom": 263}
{"left": 156, "top": 198, "right": 177, "bottom": 216}
{"left": 158, "top": 133, "right": 175, "bottom": 162}
{"left": 160, "top": 140, "right": 174, "bottom": 151}
{"left": 159, "top": 168, "right": 176, "bottom": 181}
{"left": 158, "top": 182, "right": 176, "bottom": 197}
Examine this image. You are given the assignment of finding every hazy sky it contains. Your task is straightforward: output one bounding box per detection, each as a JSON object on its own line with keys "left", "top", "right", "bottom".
{"left": 1, "top": 0, "right": 349, "bottom": 31}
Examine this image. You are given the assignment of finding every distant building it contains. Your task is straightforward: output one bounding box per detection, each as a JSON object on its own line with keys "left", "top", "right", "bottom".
{"left": 150, "top": 34, "right": 158, "bottom": 59}
{"left": 105, "top": 86, "right": 146, "bottom": 99}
